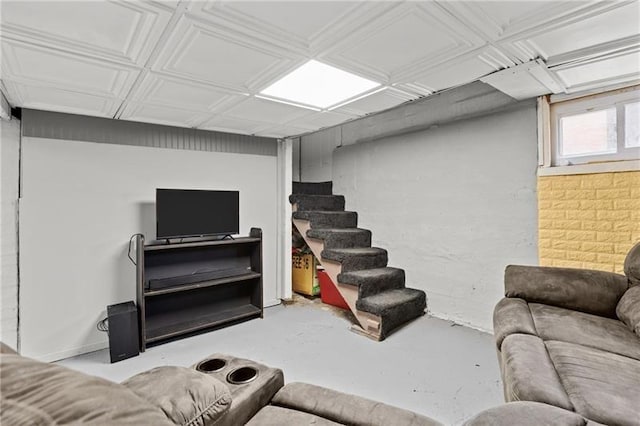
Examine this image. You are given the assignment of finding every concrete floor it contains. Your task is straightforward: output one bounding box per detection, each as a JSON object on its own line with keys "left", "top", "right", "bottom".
{"left": 57, "top": 301, "right": 503, "bottom": 425}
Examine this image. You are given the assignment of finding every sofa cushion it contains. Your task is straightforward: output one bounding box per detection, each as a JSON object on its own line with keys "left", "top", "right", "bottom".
{"left": 122, "top": 366, "right": 232, "bottom": 426}
{"left": 617, "top": 285, "right": 640, "bottom": 336}
{"left": 0, "top": 398, "right": 56, "bottom": 426}
{"left": 529, "top": 303, "right": 640, "bottom": 360}
{"left": 0, "top": 354, "right": 173, "bottom": 425}
{"left": 546, "top": 340, "right": 640, "bottom": 426}
{"left": 462, "top": 401, "right": 597, "bottom": 426}
{"left": 493, "top": 298, "right": 537, "bottom": 349}
{"left": 500, "top": 334, "right": 573, "bottom": 411}
{"left": 504, "top": 265, "right": 628, "bottom": 318}
{"left": 624, "top": 242, "right": 640, "bottom": 286}
{"left": 246, "top": 406, "right": 341, "bottom": 426}
{"left": 271, "top": 382, "right": 442, "bottom": 426}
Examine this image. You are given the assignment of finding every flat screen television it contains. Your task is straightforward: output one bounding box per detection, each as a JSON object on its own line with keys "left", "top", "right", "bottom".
{"left": 156, "top": 189, "right": 239, "bottom": 239}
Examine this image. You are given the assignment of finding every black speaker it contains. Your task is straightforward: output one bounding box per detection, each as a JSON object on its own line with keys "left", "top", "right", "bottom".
{"left": 107, "top": 301, "right": 139, "bottom": 363}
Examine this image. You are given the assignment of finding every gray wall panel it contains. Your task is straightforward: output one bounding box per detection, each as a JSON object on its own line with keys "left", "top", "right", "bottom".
{"left": 22, "top": 109, "right": 277, "bottom": 156}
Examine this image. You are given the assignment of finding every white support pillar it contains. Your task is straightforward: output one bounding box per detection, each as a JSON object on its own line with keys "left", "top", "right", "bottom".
{"left": 276, "top": 138, "right": 293, "bottom": 301}
{"left": 0, "top": 91, "right": 11, "bottom": 120}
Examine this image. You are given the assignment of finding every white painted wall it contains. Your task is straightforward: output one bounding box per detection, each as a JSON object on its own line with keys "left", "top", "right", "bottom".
{"left": 1, "top": 118, "right": 20, "bottom": 350}
{"left": 19, "top": 137, "right": 278, "bottom": 361}
{"left": 299, "top": 127, "right": 341, "bottom": 182}
{"left": 329, "top": 104, "right": 539, "bottom": 331}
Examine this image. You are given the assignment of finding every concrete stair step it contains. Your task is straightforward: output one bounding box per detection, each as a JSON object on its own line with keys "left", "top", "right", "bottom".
{"left": 292, "top": 181, "right": 333, "bottom": 195}
{"left": 293, "top": 211, "right": 357, "bottom": 229}
{"left": 290, "top": 194, "right": 345, "bottom": 211}
{"left": 306, "top": 228, "right": 371, "bottom": 249}
{"left": 321, "top": 247, "right": 387, "bottom": 272}
{"left": 356, "top": 288, "right": 426, "bottom": 339}
{"left": 338, "top": 267, "right": 405, "bottom": 298}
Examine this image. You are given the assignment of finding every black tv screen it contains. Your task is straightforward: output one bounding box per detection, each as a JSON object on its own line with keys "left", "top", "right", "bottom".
{"left": 156, "top": 189, "right": 239, "bottom": 239}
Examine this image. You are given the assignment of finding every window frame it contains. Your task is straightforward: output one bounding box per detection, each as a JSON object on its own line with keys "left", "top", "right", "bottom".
{"left": 551, "top": 87, "right": 639, "bottom": 165}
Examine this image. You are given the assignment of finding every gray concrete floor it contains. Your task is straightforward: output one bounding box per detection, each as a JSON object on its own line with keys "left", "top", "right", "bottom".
{"left": 57, "top": 300, "right": 503, "bottom": 425}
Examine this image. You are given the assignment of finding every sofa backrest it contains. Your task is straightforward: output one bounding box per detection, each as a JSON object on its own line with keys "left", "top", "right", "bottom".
{"left": 624, "top": 241, "right": 640, "bottom": 286}
{"left": 0, "top": 353, "right": 174, "bottom": 425}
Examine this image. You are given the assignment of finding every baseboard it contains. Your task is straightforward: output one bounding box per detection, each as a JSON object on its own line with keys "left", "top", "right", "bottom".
{"left": 429, "top": 313, "right": 492, "bottom": 334}
{"left": 33, "top": 340, "right": 108, "bottom": 363}
{"left": 32, "top": 301, "right": 281, "bottom": 362}
{"left": 264, "top": 299, "right": 281, "bottom": 308}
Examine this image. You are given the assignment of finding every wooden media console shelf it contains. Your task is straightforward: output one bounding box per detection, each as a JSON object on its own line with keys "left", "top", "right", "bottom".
{"left": 135, "top": 229, "right": 263, "bottom": 350}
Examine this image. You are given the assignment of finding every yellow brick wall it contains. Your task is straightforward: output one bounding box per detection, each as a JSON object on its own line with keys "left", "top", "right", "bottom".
{"left": 538, "top": 171, "right": 640, "bottom": 273}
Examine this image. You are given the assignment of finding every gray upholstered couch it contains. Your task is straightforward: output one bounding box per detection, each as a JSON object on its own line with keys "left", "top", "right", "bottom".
{"left": 0, "top": 344, "right": 442, "bottom": 426}
{"left": 5, "top": 240, "right": 639, "bottom": 425}
{"left": 493, "top": 242, "right": 640, "bottom": 426}
{"left": 1, "top": 342, "right": 598, "bottom": 426}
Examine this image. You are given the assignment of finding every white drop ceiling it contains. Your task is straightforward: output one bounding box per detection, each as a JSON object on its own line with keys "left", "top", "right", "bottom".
{"left": 1, "top": 1, "right": 639, "bottom": 138}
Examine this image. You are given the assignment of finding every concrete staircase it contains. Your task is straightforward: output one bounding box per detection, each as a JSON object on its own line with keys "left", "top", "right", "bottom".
{"left": 290, "top": 181, "right": 426, "bottom": 340}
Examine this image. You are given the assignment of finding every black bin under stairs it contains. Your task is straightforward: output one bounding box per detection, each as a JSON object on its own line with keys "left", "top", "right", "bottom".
{"left": 290, "top": 181, "right": 426, "bottom": 340}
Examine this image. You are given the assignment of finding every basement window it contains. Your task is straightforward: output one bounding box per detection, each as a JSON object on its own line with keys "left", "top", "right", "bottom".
{"left": 541, "top": 85, "right": 640, "bottom": 174}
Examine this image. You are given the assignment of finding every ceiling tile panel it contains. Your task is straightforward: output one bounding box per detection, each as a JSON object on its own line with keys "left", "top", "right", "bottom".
{"left": 199, "top": 114, "right": 270, "bottom": 135}
{"left": 1, "top": 0, "right": 638, "bottom": 137}
{"left": 2, "top": 80, "right": 120, "bottom": 118}
{"left": 324, "top": 3, "right": 483, "bottom": 82}
{"left": 1, "top": 40, "right": 139, "bottom": 98}
{"left": 335, "top": 88, "right": 413, "bottom": 116}
{"left": 336, "top": 11, "right": 456, "bottom": 76}
{"left": 286, "top": 111, "right": 357, "bottom": 130}
{"left": 528, "top": 2, "right": 640, "bottom": 58}
{"left": 153, "top": 17, "right": 294, "bottom": 92}
{"left": 254, "top": 123, "right": 311, "bottom": 138}
{"left": 212, "top": 1, "right": 360, "bottom": 42}
{"left": 446, "top": 1, "right": 591, "bottom": 41}
{"left": 0, "top": 1, "right": 171, "bottom": 65}
{"left": 555, "top": 51, "right": 640, "bottom": 88}
{"left": 225, "top": 97, "right": 311, "bottom": 124}
{"left": 133, "top": 73, "right": 248, "bottom": 112}
{"left": 120, "top": 102, "right": 210, "bottom": 127}
{"left": 467, "top": 1, "right": 568, "bottom": 38}
{"left": 477, "top": 1, "right": 552, "bottom": 29}
{"left": 410, "top": 56, "right": 498, "bottom": 93}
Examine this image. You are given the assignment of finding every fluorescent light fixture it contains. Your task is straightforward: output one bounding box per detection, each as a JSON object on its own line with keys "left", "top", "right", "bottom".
{"left": 260, "top": 60, "right": 380, "bottom": 109}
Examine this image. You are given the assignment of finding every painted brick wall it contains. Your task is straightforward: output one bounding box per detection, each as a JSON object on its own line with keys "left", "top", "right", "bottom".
{"left": 538, "top": 171, "right": 640, "bottom": 273}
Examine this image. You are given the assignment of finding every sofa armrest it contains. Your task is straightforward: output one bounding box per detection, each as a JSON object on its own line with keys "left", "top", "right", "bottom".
{"left": 122, "top": 366, "right": 232, "bottom": 426}
{"left": 493, "top": 298, "right": 537, "bottom": 349}
{"left": 0, "top": 342, "right": 17, "bottom": 354}
{"left": 270, "top": 382, "right": 442, "bottom": 426}
{"left": 462, "top": 402, "right": 590, "bottom": 426}
{"left": 504, "top": 265, "right": 628, "bottom": 318}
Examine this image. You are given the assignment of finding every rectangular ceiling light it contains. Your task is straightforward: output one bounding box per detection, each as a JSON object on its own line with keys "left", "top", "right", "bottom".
{"left": 259, "top": 60, "right": 380, "bottom": 109}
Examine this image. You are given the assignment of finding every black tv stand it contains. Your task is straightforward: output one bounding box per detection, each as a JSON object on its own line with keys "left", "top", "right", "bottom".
{"left": 221, "top": 234, "right": 235, "bottom": 241}
{"left": 135, "top": 229, "right": 263, "bottom": 350}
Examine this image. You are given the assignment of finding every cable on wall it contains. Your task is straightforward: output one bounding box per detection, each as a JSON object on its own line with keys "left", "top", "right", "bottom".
{"left": 128, "top": 233, "right": 144, "bottom": 266}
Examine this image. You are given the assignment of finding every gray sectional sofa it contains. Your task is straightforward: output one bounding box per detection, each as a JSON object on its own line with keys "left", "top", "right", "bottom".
{"left": 3, "top": 242, "right": 638, "bottom": 425}
{"left": 493, "top": 242, "right": 640, "bottom": 426}
{"left": 1, "top": 345, "right": 444, "bottom": 425}
{"left": 0, "top": 343, "right": 596, "bottom": 426}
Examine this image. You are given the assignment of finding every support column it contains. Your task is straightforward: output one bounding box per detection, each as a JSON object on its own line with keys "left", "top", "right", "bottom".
{"left": 276, "top": 138, "right": 293, "bottom": 301}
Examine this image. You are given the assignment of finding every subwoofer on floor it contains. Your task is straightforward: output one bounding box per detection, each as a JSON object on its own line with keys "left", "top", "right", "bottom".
{"left": 107, "top": 301, "right": 139, "bottom": 363}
